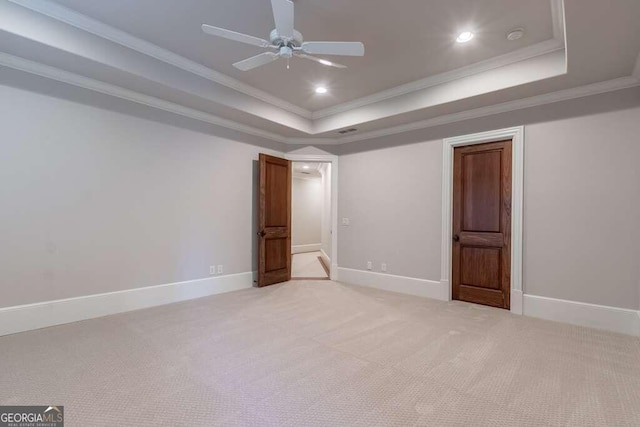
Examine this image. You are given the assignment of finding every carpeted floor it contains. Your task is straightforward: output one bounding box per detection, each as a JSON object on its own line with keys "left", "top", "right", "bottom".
{"left": 1, "top": 280, "right": 639, "bottom": 426}
{"left": 292, "top": 252, "right": 329, "bottom": 278}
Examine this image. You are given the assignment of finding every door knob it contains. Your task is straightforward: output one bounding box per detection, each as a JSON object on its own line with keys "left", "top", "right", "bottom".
{"left": 257, "top": 230, "right": 266, "bottom": 237}
{"left": 453, "top": 234, "right": 460, "bottom": 242}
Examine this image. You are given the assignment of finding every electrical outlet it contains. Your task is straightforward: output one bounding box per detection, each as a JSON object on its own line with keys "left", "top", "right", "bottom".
{"left": 209, "top": 265, "right": 216, "bottom": 275}
{"left": 381, "top": 263, "right": 387, "bottom": 272}
{"left": 341, "top": 217, "right": 350, "bottom": 226}
{"left": 367, "top": 261, "right": 372, "bottom": 270}
{"left": 217, "top": 265, "right": 223, "bottom": 274}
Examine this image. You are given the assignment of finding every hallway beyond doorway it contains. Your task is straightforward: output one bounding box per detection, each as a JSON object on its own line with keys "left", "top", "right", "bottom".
{"left": 292, "top": 251, "right": 329, "bottom": 279}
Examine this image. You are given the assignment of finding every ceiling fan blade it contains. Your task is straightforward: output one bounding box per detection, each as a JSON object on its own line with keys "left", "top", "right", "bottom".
{"left": 271, "top": 0, "right": 294, "bottom": 39}
{"left": 301, "top": 41, "right": 365, "bottom": 56}
{"left": 202, "top": 24, "right": 271, "bottom": 48}
{"left": 233, "top": 52, "right": 279, "bottom": 71}
{"left": 296, "top": 53, "right": 347, "bottom": 69}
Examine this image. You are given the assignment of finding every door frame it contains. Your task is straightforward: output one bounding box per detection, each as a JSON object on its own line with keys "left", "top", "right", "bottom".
{"left": 441, "top": 127, "right": 524, "bottom": 315}
{"left": 284, "top": 153, "right": 338, "bottom": 281}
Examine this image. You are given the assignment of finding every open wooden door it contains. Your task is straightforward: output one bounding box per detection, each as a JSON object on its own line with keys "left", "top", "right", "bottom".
{"left": 258, "top": 154, "right": 292, "bottom": 287}
{"left": 452, "top": 140, "right": 512, "bottom": 309}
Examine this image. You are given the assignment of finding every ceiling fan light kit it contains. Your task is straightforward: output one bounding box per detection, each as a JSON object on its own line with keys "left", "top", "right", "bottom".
{"left": 202, "top": 0, "right": 365, "bottom": 71}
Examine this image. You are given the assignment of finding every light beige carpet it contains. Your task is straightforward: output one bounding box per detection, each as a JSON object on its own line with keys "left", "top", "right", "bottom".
{"left": 292, "top": 251, "right": 328, "bottom": 278}
{"left": 1, "top": 280, "right": 639, "bottom": 426}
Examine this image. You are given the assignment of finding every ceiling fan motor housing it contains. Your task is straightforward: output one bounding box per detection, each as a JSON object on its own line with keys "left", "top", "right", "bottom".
{"left": 270, "top": 29, "right": 303, "bottom": 48}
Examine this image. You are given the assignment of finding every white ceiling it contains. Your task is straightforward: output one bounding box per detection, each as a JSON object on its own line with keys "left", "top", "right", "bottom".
{"left": 49, "top": 0, "right": 555, "bottom": 111}
{"left": 1, "top": 0, "right": 639, "bottom": 147}
{"left": 293, "top": 161, "right": 322, "bottom": 177}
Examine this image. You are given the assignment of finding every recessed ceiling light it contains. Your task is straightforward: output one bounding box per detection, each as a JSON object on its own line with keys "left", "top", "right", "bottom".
{"left": 456, "top": 31, "right": 474, "bottom": 43}
{"left": 302, "top": 165, "right": 310, "bottom": 169}
{"left": 315, "top": 86, "right": 328, "bottom": 94}
{"left": 318, "top": 59, "right": 333, "bottom": 66}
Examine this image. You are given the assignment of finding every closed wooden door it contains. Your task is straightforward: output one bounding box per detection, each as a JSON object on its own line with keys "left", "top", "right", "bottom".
{"left": 452, "top": 140, "right": 512, "bottom": 309}
{"left": 258, "top": 154, "right": 292, "bottom": 287}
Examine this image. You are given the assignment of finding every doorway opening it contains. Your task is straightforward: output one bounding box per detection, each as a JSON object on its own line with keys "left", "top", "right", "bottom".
{"left": 291, "top": 162, "right": 332, "bottom": 280}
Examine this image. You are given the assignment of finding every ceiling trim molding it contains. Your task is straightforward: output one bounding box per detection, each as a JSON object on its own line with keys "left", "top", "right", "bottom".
{"left": 286, "top": 137, "right": 338, "bottom": 145}
{"left": 3, "top": 51, "right": 638, "bottom": 149}
{"left": 311, "top": 0, "right": 567, "bottom": 120}
{"left": 325, "top": 76, "right": 640, "bottom": 144}
{"left": 310, "top": 39, "right": 564, "bottom": 120}
{"left": 7, "top": 0, "right": 313, "bottom": 119}
{"left": 550, "top": 0, "right": 566, "bottom": 41}
{"left": 288, "top": 76, "right": 639, "bottom": 145}
{"left": 0, "top": 51, "right": 289, "bottom": 144}
{"left": 633, "top": 51, "right": 640, "bottom": 78}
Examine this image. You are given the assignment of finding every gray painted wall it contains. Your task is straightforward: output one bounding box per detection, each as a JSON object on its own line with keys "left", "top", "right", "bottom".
{"left": 0, "top": 84, "right": 280, "bottom": 308}
{"left": 291, "top": 176, "right": 323, "bottom": 247}
{"left": 2, "top": 80, "right": 639, "bottom": 312}
{"left": 338, "top": 106, "right": 640, "bottom": 310}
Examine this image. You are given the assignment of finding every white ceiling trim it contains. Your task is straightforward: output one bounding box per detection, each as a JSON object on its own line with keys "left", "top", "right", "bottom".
{"left": 0, "top": 51, "right": 289, "bottom": 144}
{"left": 7, "top": 0, "right": 313, "bottom": 119}
{"left": 3, "top": 50, "right": 638, "bottom": 148}
{"left": 633, "top": 51, "right": 640, "bottom": 78}
{"left": 551, "top": 0, "right": 566, "bottom": 41}
{"left": 311, "top": 0, "right": 567, "bottom": 120}
{"left": 326, "top": 76, "right": 640, "bottom": 144}
{"left": 310, "top": 39, "right": 564, "bottom": 120}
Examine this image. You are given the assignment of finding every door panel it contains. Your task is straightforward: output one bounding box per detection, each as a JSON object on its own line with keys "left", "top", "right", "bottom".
{"left": 265, "top": 162, "right": 288, "bottom": 227}
{"left": 453, "top": 140, "right": 512, "bottom": 309}
{"left": 462, "top": 151, "right": 502, "bottom": 232}
{"left": 461, "top": 247, "right": 501, "bottom": 290}
{"left": 258, "top": 154, "right": 291, "bottom": 287}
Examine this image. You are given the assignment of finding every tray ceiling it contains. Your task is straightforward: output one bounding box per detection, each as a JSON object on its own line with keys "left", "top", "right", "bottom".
{"left": 1, "top": 0, "right": 639, "bottom": 147}
{"left": 52, "top": 0, "right": 555, "bottom": 111}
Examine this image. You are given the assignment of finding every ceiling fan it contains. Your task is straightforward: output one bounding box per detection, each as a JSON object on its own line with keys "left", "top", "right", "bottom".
{"left": 201, "top": 0, "right": 365, "bottom": 71}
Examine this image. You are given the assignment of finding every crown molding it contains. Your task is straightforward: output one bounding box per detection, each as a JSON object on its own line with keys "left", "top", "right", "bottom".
{"left": 3, "top": 50, "right": 637, "bottom": 149}
{"left": 7, "top": 0, "right": 313, "bottom": 119}
{"left": 0, "top": 51, "right": 290, "bottom": 144}
{"left": 331, "top": 76, "right": 640, "bottom": 143}
{"left": 633, "top": 51, "right": 640, "bottom": 78}
{"left": 311, "top": 39, "right": 565, "bottom": 120}
{"left": 285, "top": 75, "right": 640, "bottom": 145}
{"left": 550, "top": 0, "right": 566, "bottom": 42}
{"left": 286, "top": 137, "right": 338, "bottom": 145}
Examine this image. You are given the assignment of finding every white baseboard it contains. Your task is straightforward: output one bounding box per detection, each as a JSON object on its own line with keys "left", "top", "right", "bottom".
{"left": 336, "top": 267, "right": 447, "bottom": 301}
{"left": 523, "top": 294, "right": 640, "bottom": 336}
{"left": 292, "top": 243, "right": 322, "bottom": 254}
{"left": 320, "top": 249, "right": 331, "bottom": 267}
{"left": 330, "top": 263, "right": 339, "bottom": 281}
{"left": 510, "top": 289, "right": 523, "bottom": 315}
{"left": 0, "top": 272, "right": 254, "bottom": 337}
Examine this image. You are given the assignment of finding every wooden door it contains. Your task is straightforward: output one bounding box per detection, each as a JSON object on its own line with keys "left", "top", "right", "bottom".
{"left": 452, "top": 140, "right": 512, "bottom": 309}
{"left": 258, "top": 153, "right": 292, "bottom": 287}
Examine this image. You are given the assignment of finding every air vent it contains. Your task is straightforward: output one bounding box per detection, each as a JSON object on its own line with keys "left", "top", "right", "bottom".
{"left": 338, "top": 128, "right": 358, "bottom": 135}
